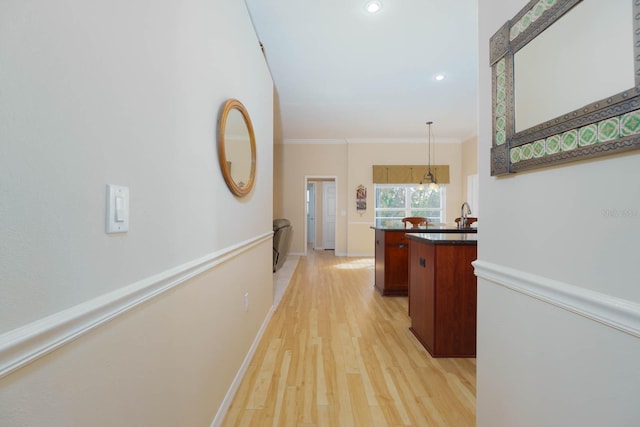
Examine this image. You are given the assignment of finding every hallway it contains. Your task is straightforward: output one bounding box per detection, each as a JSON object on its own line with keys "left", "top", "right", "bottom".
{"left": 223, "top": 250, "right": 475, "bottom": 426}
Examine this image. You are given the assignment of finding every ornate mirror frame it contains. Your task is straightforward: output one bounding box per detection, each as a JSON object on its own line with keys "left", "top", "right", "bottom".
{"left": 490, "top": 0, "right": 640, "bottom": 176}
{"left": 217, "top": 99, "right": 257, "bottom": 197}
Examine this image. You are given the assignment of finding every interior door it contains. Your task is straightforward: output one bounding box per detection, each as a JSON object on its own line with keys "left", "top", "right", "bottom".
{"left": 322, "top": 182, "right": 336, "bottom": 250}
{"left": 307, "top": 183, "right": 315, "bottom": 246}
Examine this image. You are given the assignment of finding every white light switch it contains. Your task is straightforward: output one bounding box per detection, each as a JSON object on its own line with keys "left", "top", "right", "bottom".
{"left": 106, "top": 184, "right": 129, "bottom": 233}
{"left": 115, "top": 196, "right": 125, "bottom": 222}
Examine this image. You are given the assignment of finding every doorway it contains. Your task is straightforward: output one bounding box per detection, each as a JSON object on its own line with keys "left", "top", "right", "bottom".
{"left": 304, "top": 176, "right": 337, "bottom": 256}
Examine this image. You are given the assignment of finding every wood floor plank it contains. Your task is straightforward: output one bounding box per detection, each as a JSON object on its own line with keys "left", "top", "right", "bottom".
{"left": 374, "top": 346, "right": 412, "bottom": 426}
{"left": 315, "top": 338, "right": 329, "bottom": 406}
{"left": 247, "top": 338, "right": 282, "bottom": 410}
{"left": 346, "top": 373, "right": 374, "bottom": 426}
{"left": 351, "top": 336, "right": 379, "bottom": 407}
{"left": 272, "top": 350, "right": 291, "bottom": 427}
{"left": 222, "top": 249, "right": 476, "bottom": 426}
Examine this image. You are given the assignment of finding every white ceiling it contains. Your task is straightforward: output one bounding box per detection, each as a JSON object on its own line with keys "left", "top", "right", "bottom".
{"left": 244, "top": 0, "right": 479, "bottom": 143}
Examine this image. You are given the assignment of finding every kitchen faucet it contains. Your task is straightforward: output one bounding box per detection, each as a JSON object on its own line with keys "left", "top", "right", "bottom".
{"left": 460, "top": 202, "right": 472, "bottom": 228}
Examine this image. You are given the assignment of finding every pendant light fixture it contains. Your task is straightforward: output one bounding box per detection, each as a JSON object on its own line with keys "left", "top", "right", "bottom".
{"left": 419, "top": 121, "right": 439, "bottom": 192}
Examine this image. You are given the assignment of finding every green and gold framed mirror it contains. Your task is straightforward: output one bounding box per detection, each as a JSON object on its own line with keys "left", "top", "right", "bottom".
{"left": 490, "top": 0, "right": 640, "bottom": 176}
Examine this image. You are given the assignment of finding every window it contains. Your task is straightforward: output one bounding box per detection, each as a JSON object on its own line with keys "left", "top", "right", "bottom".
{"left": 374, "top": 184, "right": 446, "bottom": 226}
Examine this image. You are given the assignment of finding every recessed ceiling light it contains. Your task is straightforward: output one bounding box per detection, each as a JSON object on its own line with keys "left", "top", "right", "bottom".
{"left": 435, "top": 74, "right": 446, "bottom": 81}
{"left": 365, "top": 0, "right": 382, "bottom": 14}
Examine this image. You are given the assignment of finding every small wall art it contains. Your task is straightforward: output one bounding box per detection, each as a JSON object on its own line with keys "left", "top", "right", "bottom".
{"left": 356, "top": 185, "right": 367, "bottom": 214}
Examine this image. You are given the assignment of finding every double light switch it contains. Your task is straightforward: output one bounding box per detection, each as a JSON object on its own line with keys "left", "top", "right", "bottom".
{"left": 106, "top": 184, "right": 129, "bottom": 233}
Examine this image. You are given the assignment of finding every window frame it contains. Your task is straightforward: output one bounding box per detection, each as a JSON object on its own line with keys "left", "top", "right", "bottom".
{"left": 374, "top": 183, "right": 446, "bottom": 226}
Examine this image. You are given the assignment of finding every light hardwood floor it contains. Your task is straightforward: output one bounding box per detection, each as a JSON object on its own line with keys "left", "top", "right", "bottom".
{"left": 222, "top": 249, "right": 476, "bottom": 426}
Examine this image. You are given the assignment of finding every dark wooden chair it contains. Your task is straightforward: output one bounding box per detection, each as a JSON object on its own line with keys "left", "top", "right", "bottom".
{"left": 455, "top": 217, "right": 478, "bottom": 228}
{"left": 402, "top": 217, "right": 428, "bottom": 229}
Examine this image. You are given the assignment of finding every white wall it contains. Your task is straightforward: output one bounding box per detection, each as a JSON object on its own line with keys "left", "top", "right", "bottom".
{"left": 477, "top": 0, "right": 640, "bottom": 426}
{"left": 460, "top": 135, "right": 478, "bottom": 212}
{"left": 0, "top": 0, "right": 273, "bottom": 425}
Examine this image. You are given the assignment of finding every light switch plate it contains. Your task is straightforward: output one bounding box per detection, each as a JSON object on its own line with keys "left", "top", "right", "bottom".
{"left": 106, "top": 184, "right": 129, "bottom": 233}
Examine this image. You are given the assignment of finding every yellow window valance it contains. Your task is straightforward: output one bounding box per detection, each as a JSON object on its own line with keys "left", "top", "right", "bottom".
{"left": 372, "top": 165, "right": 450, "bottom": 184}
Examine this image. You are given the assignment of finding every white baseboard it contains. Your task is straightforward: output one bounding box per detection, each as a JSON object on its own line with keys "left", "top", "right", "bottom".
{"left": 336, "top": 252, "right": 374, "bottom": 257}
{"left": 210, "top": 304, "right": 275, "bottom": 427}
{"left": 473, "top": 260, "right": 640, "bottom": 338}
{"left": 0, "top": 232, "right": 273, "bottom": 380}
{"left": 292, "top": 251, "right": 373, "bottom": 257}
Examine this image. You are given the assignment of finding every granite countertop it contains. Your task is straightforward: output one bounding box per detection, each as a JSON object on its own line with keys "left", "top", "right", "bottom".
{"left": 406, "top": 233, "right": 478, "bottom": 245}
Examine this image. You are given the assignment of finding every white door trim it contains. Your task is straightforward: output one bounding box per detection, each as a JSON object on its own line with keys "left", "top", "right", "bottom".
{"left": 304, "top": 176, "right": 338, "bottom": 257}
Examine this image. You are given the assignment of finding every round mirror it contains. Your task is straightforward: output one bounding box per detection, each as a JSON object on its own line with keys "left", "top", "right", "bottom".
{"left": 217, "top": 99, "right": 256, "bottom": 197}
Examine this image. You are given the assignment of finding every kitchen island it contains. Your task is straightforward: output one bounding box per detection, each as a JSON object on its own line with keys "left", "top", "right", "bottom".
{"left": 407, "top": 233, "right": 477, "bottom": 358}
{"left": 371, "top": 223, "right": 476, "bottom": 296}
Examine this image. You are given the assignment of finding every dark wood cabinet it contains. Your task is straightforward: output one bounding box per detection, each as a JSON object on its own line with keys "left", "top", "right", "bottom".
{"left": 374, "top": 229, "right": 412, "bottom": 295}
{"left": 408, "top": 234, "right": 477, "bottom": 357}
{"left": 373, "top": 227, "right": 477, "bottom": 297}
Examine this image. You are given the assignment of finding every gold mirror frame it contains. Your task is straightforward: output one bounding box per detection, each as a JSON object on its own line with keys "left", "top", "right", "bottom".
{"left": 217, "top": 99, "right": 257, "bottom": 197}
{"left": 489, "top": 0, "right": 640, "bottom": 176}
